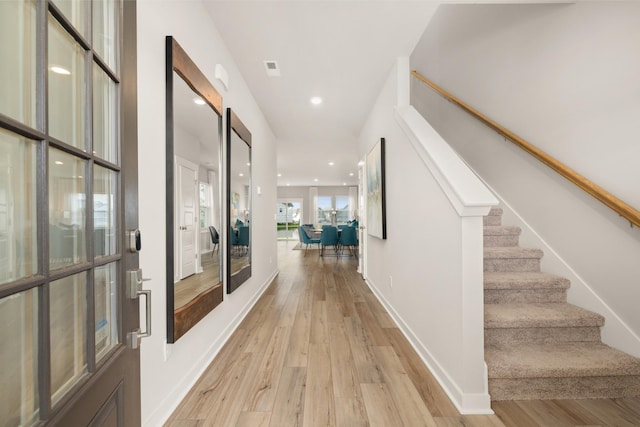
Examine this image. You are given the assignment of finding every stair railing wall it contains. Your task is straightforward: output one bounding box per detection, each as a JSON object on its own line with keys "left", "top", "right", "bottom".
{"left": 358, "top": 58, "right": 497, "bottom": 414}
{"left": 410, "top": 72, "right": 640, "bottom": 357}
{"left": 412, "top": 71, "right": 640, "bottom": 229}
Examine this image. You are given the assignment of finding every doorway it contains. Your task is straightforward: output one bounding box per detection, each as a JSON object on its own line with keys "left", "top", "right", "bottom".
{"left": 276, "top": 199, "right": 303, "bottom": 241}
{"left": 0, "top": 1, "right": 141, "bottom": 425}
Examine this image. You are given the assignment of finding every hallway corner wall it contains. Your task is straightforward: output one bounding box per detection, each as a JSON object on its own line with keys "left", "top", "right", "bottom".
{"left": 357, "top": 59, "right": 492, "bottom": 414}
{"left": 136, "top": 2, "right": 278, "bottom": 425}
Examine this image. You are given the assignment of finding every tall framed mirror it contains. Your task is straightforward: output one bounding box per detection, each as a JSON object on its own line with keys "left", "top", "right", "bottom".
{"left": 226, "top": 109, "right": 252, "bottom": 293}
{"left": 166, "top": 36, "right": 223, "bottom": 342}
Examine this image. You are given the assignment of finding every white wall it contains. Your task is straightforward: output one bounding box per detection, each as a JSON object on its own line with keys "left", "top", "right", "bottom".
{"left": 358, "top": 60, "right": 493, "bottom": 414}
{"left": 412, "top": 2, "right": 640, "bottom": 210}
{"left": 411, "top": 3, "right": 640, "bottom": 354}
{"left": 137, "top": 1, "right": 278, "bottom": 425}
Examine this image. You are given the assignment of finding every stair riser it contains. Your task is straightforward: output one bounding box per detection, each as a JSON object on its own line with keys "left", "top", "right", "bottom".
{"left": 484, "top": 258, "right": 540, "bottom": 272}
{"left": 485, "top": 327, "right": 601, "bottom": 346}
{"left": 484, "top": 288, "right": 566, "bottom": 304}
{"left": 484, "top": 235, "right": 519, "bottom": 247}
{"left": 489, "top": 375, "right": 640, "bottom": 400}
{"left": 483, "top": 216, "right": 502, "bottom": 226}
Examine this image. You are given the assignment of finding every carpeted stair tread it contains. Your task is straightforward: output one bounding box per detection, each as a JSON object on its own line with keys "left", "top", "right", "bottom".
{"left": 483, "top": 207, "right": 640, "bottom": 400}
{"left": 484, "top": 247, "right": 543, "bottom": 259}
{"left": 486, "top": 342, "right": 640, "bottom": 379}
{"left": 484, "top": 272, "right": 570, "bottom": 290}
{"left": 483, "top": 226, "right": 521, "bottom": 236}
{"left": 484, "top": 209, "right": 503, "bottom": 226}
{"left": 485, "top": 303, "right": 604, "bottom": 328}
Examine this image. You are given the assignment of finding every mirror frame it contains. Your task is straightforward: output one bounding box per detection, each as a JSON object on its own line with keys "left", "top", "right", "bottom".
{"left": 166, "top": 36, "right": 224, "bottom": 342}
{"left": 226, "top": 108, "right": 252, "bottom": 293}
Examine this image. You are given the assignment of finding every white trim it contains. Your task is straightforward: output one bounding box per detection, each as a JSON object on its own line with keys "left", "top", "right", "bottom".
{"left": 394, "top": 106, "right": 498, "bottom": 217}
{"left": 143, "top": 269, "right": 279, "bottom": 427}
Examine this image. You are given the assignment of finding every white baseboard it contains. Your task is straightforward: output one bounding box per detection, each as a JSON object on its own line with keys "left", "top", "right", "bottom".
{"left": 143, "top": 268, "right": 279, "bottom": 426}
{"left": 364, "top": 278, "right": 493, "bottom": 415}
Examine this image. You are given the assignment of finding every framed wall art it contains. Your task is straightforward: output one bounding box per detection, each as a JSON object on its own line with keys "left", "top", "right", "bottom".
{"left": 366, "top": 137, "right": 386, "bottom": 239}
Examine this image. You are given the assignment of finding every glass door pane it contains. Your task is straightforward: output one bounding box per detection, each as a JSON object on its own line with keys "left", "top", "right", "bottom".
{"left": 93, "top": 64, "right": 118, "bottom": 163}
{"left": 94, "top": 263, "right": 118, "bottom": 362}
{"left": 0, "top": 289, "right": 39, "bottom": 426}
{"left": 93, "top": 0, "right": 118, "bottom": 71}
{"left": 0, "top": 0, "right": 37, "bottom": 127}
{"left": 51, "top": 0, "right": 88, "bottom": 39}
{"left": 48, "top": 14, "right": 86, "bottom": 150}
{"left": 50, "top": 273, "right": 88, "bottom": 405}
{"left": 49, "top": 148, "right": 87, "bottom": 270}
{"left": 94, "top": 165, "right": 116, "bottom": 257}
{"left": 0, "top": 129, "right": 38, "bottom": 285}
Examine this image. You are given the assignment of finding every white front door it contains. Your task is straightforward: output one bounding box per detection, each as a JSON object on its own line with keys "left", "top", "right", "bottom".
{"left": 177, "top": 157, "right": 198, "bottom": 279}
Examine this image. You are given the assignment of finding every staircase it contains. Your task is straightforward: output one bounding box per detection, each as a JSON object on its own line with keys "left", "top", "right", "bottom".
{"left": 483, "top": 208, "right": 640, "bottom": 400}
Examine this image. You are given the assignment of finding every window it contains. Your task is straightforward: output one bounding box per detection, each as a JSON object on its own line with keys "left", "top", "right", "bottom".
{"left": 199, "top": 182, "right": 210, "bottom": 228}
{"left": 316, "top": 193, "right": 353, "bottom": 225}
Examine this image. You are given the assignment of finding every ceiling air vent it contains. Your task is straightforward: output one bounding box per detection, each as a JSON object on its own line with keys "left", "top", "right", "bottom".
{"left": 263, "top": 60, "right": 281, "bottom": 77}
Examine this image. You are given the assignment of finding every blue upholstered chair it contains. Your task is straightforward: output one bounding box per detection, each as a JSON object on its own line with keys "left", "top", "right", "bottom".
{"left": 230, "top": 226, "right": 239, "bottom": 254}
{"left": 338, "top": 225, "right": 358, "bottom": 258}
{"left": 238, "top": 226, "right": 250, "bottom": 255}
{"left": 298, "top": 226, "right": 320, "bottom": 256}
{"left": 320, "top": 225, "right": 339, "bottom": 257}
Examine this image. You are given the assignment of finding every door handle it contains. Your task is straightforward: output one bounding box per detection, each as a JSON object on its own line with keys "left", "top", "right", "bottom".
{"left": 137, "top": 288, "right": 152, "bottom": 339}
{"left": 126, "top": 269, "right": 152, "bottom": 349}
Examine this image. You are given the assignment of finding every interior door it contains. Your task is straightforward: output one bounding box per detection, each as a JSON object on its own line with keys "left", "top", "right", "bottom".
{"left": 177, "top": 157, "right": 198, "bottom": 279}
{"left": 0, "top": 1, "right": 142, "bottom": 425}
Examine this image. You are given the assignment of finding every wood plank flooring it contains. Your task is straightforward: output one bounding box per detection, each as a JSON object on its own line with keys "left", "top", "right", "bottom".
{"left": 165, "top": 241, "right": 640, "bottom": 427}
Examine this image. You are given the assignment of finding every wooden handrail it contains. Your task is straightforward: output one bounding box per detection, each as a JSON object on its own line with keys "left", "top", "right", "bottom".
{"left": 411, "top": 70, "right": 640, "bottom": 228}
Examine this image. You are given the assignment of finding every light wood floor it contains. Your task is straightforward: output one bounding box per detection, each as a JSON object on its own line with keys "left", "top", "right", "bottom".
{"left": 174, "top": 255, "right": 221, "bottom": 310}
{"left": 166, "top": 240, "right": 640, "bottom": 427}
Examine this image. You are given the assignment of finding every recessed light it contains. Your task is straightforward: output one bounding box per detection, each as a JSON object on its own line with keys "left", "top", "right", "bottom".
{"left": 349, "top": 172, "right": 354, "bottom": 176}
{"left": 357, "top": 161, "right": 364, "bottom": 166}
{"left": 286, "top": 183, "right": 290, "bottom": 186}
{"left": 55, "top": 161, "right": 63, "bottom": 165}
{"left": 310, "top": 97, "right": 322, "bottom": 105}
{"left": 343, "top": 182, "right": 347, "bottom": 186}
{"left": 50, "top": 66, "right": 71, "bottom": 75}
{"left": 193, "top": 97, "right": 206, "bottom": 105}
{"left": 313, "top": 178, "right": 319, "bottom": 182}
{"left": 246, "top": 162, "right": 251, "bottom": 166}
{"left": 277, "top": 173, "right": 282, "bottom": 177}
{"left": 328, "top": 161, "right": 334, "bottom": 166}
{"left": 239, "top": 173, "right": 244, "bottom": 177}
{"left": 77, "top": 175, "right": 83, "bottom": 178}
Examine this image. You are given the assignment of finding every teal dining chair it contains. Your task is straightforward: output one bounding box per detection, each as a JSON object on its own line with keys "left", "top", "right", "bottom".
{"left": 320, "top": 225, "right": 339, "bottom": 257}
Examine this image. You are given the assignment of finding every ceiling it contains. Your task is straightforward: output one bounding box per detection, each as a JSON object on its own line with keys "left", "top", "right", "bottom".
{"left": 204, "top": 1, "right": 439, "bottom": 187}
